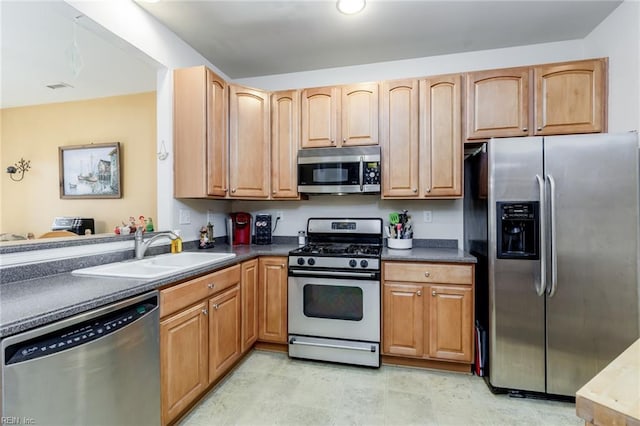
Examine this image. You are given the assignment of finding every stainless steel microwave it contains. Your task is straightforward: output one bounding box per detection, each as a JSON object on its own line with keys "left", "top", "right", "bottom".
{"left": 297, "top": 146, "right": 381, "bottom": 194}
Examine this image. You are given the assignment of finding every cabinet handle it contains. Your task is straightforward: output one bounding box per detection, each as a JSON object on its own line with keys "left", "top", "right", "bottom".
{"left": 272, "top": 190, "right": 276, "bottom": 194}
{"left": 424, "top": 272, "right": 430, "bottom": 277}
{"left": 417, "top": 290, "right": 422, "bottom": 296}
{"left": 224, "top": 188, "right": 228, "bottom": 193}
{"left": 425, "top": 188, "right": 431, "bottom": 194}
{"left": 202, "top": 308, "right": 208, "bottom": 315}
{"left": 343, "top": 138, "right": 346, "bottom": 143}
{"left": 281, "top": 264, "right": 285, "bottom": 268}
{"left": 214, "top": 304, "right": 220, "bottom": 310}
{"left": 432, "top": 290, "right": 436, "bottom": 296}
{"left": 231, "top": 188, "right": 237, "bottom": 193}
{"left": 331, "top": 139, "right": 336, "bottom": 145}
{"left": 523, "top": 128, "right": 528, "bottom": 132}
{"left": 537, "top": 127, "right": 542, "bottom": 131}
{"left": 412, "top": 188, "right": 417, "bottom": 193}
{"left": 208, "top": 283, "right": 215, "bottom": 289}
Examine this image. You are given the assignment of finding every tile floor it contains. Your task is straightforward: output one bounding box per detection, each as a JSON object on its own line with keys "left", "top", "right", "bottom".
{"left": 179, "top": 351, "right": 581, "bottom": 426}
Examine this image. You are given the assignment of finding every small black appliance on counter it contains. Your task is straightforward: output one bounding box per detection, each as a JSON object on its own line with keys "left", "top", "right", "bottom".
{"left": 51, "top": 217, "right": 95, "bottom": 235}
{"left": 254, "top": 214, "right": 272, "bottom": 245}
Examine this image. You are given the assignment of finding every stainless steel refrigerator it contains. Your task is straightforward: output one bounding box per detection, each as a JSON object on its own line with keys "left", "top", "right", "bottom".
{"left": 465, "top": 132, "right": 640, "bottom": 397}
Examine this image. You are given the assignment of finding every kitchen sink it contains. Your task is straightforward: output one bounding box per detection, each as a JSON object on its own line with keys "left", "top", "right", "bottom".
{"left": 72, "top": 252, "right": 236, "bottom": 279}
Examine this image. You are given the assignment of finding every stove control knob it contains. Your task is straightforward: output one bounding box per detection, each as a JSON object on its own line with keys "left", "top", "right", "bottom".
{"left": 307, "top": 258, "right": 315, "bottom": 266}
{"left": 360, "top": 260, "right": 369, "bottom": 268}
{"left": 297, "top": 257, "right": 305, "bottom": 266}
{"left": 349, "top": 259, "right": 357, "bottom": 268}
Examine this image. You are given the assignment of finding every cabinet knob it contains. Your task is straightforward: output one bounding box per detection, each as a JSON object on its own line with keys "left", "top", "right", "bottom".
{"left": 425, "top": 188, "right": 431, "bottom": 194}
{"left": 417, "top": 290, "right": 422, "bottom": 296}
{"left": 214, "top": 304, "right": 220, "bottom": 310}
{"left": 424, "top": 272, "right": 430, "bottom": 277}
{"left": 231, "top": 188, "right": 237, "bottom": 193}
{"left": 523, "top": 128, "right": 528, "bottom": 132}
{"left": 331, "top": 139, "right": 336, "bottom": 145}
{"left": 537, "top": 127, "right": 543, "bottom": 131}
{"left": 432, "top": 290, "right": 436, "bottom": 296}
{"left": 281, "top": 264, "right": 285, "bottom": 268}
{"left": 224, "top": 188, "right": 228, "bottom": 193}
{"left": 202, "top": 308, "right": 208, "bottom": 315}
{"left": 272, "top": 190, "right": 276, "bottom": 194}
{"left": 343, "top": 138, "right": 346, "bottom": 143}
{"left": 208, "top": 283, "right": 215, "bottom": 289}
{"left": 412, "top": 188, "right": 417, "bottom": 193}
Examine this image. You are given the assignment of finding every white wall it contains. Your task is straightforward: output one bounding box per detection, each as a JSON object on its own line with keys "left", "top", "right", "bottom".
{"left": 584, "top": 0, "right": 640, "bottom": 132}
{"left": 72, "top": 0, "right": 639, "bottom": 247}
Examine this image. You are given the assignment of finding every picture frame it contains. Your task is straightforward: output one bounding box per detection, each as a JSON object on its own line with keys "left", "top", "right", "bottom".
{"left": 59, "top": 142, "right": 122, "bottom": 199}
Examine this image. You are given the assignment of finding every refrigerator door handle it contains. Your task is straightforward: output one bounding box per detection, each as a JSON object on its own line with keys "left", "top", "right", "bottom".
{"left": 535, "top": 175, "right": 547, "bottom": 296}
{"left": 547, "top": 174, "right": 558, "bottom": 297}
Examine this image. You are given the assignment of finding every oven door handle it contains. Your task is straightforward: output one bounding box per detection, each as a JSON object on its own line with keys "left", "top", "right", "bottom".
{"left": 289, "top": 337, "right": 377, "bottom": 353}
{"left": 289, "top": 269, "right": 378, "bottom": 279}
{"left": 359, "top": 155, "right": 364, "bottom": 192}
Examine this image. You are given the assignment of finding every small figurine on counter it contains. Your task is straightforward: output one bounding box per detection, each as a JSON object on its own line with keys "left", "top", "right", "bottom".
{"left": 198, "top": 225, "right": 215, "bottom": 249}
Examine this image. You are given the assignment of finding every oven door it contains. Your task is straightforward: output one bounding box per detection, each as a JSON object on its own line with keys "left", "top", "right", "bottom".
{"left": 288, "top": 272, "right": 380, "bottom": 342}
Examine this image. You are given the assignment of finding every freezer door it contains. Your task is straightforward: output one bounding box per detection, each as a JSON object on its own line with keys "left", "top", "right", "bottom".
{"left": 488, "top": 137, "right": 546, "bottom": 392}
{"left": 545, "top": 132, "right": 640, "bottom": 396}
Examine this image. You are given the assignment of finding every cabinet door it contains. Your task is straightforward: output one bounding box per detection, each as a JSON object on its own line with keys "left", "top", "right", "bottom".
{"left": 341, "top": 83, "right": 379, "bottom": 146}
{"left": 206, "top": 69, "right": 228, "bottom": 197}
{"left": 271, "top": 90, "right": 300, "bottom": 198}
{"left": 420, "top": 74, "right": 462, "bottom": 198}
{"left": 382, "top": 283, "right": 424, "bottom": 357}
{"left": 209, "top": 285, "right": 242, "bottom": 384}
{"left": 381, "top": 79, "right": 420, "bottom": 198}
{"left": 241, "top": 259, "right": 259, "bottom": 353}
{"left": 301, "top": 87, "right": 339, "bottom": 148}
{"left": 229, "top": 85, "right": 270, "bottom": 198}
{"left": 161, "top": 302, "right": 208, "bottom": 425}
{"left": 427, "top": 285, "right": 473, "bottom": 362}
{"left": 534, "top": 58, "right": 606, "bottom": 135}
{"left": 173, "top": 66, "right": 208, "bottom": 198}
{"left": 466, "top": 67, "right": 530, "bottom": 140}
{"left": 258, "top": 257, "right": 288, "bottom": 343}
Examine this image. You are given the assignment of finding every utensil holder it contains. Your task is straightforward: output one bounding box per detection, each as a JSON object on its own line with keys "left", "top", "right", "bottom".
{"left": 388, "top": 238, "right": 412, "bottom": 250}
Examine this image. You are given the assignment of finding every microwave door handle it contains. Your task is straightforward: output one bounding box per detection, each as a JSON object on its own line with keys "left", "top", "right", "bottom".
{"left": 359, "top": 156, "right": 364, "bottom": 192}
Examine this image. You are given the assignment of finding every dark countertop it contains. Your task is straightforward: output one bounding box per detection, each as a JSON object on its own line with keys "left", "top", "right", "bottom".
{"left": 0, "top": 243, "right": 475, "bottom": 339}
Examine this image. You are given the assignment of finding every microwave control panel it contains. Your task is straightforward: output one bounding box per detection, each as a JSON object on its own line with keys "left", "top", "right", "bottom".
{"left": 364, "top": 162, "right": 380, "bottom": 185}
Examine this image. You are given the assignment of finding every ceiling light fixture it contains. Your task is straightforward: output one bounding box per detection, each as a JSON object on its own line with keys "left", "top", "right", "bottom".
{"left": 336, "top": 0, "right": 366, "bottom": 15}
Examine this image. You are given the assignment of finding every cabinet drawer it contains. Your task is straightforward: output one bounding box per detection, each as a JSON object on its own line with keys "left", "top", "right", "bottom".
{"left": 161, "top": 264, "right": 241, "bottom": 317}
{"left": 384, "top": 262, "right": 472, "bottom": 285}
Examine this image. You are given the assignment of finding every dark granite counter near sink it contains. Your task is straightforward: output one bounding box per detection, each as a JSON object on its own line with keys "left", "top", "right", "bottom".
{"left": 0, "top": 242, "right": 475, "bottom": 339}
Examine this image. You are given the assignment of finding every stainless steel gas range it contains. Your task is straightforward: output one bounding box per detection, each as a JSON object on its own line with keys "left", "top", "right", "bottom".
{"left": 287, "top": 217, "right": 382, "bottom": 367}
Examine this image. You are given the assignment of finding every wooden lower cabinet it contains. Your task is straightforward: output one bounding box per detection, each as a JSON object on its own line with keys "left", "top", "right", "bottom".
{"left": 208, "top": 285, "right": 242, "bottom": 383}
{"left": 382, "top": 261, "right": 474, "bottom": 365}
{"left": 258, "top": 256, "right": 288, "bottom": 343}
{"left": 241, "top": 259, "right": 259, "bottom": 352}
{"left": 160, "top": 302, "right": 208, "bottom": 425}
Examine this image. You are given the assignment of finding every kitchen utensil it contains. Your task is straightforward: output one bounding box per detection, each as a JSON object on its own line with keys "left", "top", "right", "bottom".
{"left": 389, "top": 212, "right": 399, "bottom": 225}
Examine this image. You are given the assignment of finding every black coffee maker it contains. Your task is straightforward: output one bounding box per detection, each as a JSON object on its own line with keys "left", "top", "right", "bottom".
{"left": 254, "top": 214, "right": 272, "bottom": 245}
{"left": 496, "top": 202, "right": 539, "bottom": 259}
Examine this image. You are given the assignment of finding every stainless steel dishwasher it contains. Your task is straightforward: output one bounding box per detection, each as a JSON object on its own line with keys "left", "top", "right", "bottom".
{"left": 1, "top": 291, "right": 160, "bottom": 425}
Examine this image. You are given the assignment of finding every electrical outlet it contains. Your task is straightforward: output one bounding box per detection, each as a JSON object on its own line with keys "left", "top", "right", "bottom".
{"left": 207, "top": 210, "right": 215, "bottom": 223}
{"left": 276, "top": 210, "right": 284, "bottom": 220}
{"left": 423, "top": 210, "right": 433, "bottom": 223}
{"left": 179, "top": 209, "right": 191, "bottom": 225}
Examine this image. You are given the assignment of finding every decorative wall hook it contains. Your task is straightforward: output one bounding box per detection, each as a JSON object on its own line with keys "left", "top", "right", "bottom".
{"left": 157, "top": 140, "right": 169, "bottom": 161}
{"left": 6, "top": 158, "right": 31, "bottom": 181}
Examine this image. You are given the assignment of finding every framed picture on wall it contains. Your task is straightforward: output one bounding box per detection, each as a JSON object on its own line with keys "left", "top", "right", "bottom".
{"left": 59, "top": 142, "right": 122, "bottom": 199}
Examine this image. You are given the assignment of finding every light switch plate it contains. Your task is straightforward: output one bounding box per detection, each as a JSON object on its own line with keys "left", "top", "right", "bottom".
{"left": 179, "top": 209, "right": 191, "bottom": 225}
{"left": 423, "top": 210, "right": 433, "bottom": 223}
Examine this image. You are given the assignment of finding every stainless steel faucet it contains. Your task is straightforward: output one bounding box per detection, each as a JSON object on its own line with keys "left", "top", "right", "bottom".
{"left": 134, "top": 227, "right": 179, "bottom": 260}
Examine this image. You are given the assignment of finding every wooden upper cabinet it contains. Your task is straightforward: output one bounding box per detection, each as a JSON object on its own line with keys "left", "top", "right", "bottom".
{"left": 229, "top": 85, "right": 270, "bottom": 198}
{"left": 301, "top": 87, "right": 339, "bottom": 148}
{"left": 271, "top": 90, "right": 300, "bottom": 199}
{"left": 381, "top": 79, "right": 419, "bottom": 198}
{"left": 301, "top": 83, "right": 379, "bottom": 148}
{"left": 341, "top": 83, "right": 379, "bottom": 146}
{"left": 465, "top": 67, "right": 530, "bottom": 140}
{"left": 174, "top": 66, "right": 228, "bottom": 198}
{"left": 420, "top": 74, "right": 463, "bottom": 198}
{"left": 206, "top": 70, "right": 228, "bottom": 197}
{"left": 534, "top": 58, "right": 607, "bottom": 135}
